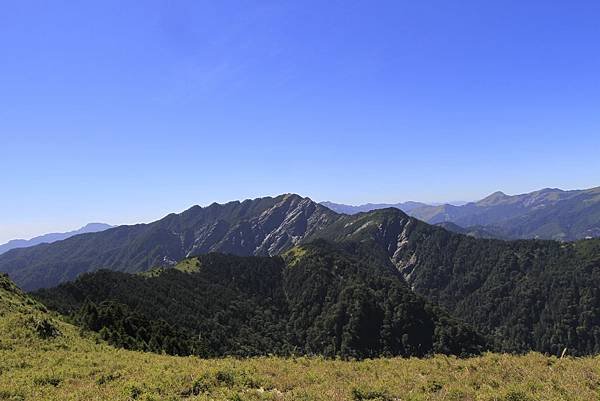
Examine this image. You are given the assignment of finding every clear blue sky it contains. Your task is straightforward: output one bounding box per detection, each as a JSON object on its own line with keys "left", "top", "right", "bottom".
{"left": 2, "top": 1, "right": 600, "bottom": 242}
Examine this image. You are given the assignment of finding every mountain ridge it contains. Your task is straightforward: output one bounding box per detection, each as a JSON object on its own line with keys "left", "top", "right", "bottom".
{"left": 322, "top": 186, "right": 600, "bottom": 241}
{"left": 3, "top": 187, "right": 600, "bottom": 291}
{"left": 0, "top": 194, "right": 337, "bottom": 290}
{"left": 320, "top": 200, "right": 431, "bottom": 215}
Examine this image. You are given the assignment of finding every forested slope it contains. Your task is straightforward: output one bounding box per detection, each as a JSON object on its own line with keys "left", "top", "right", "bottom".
{"left": 310, "top": 209, "right": 600, "bottom": 355}
{"left": 2, "top": 271, "right": 599, "bottom": 400}
{"left": 34, "top": 240, "right": 484, "bottom": 358}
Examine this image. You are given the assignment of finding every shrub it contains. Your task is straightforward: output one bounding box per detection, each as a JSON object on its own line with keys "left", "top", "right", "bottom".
{"left": 215, "top": 370, "right": 236, "bottom": 388}
{"left": 33, "top": 376, "right": 62, "bottom": 387}
{"left": 123, "top": 383, "right": 143, "bottom": 399}
{"left": 191, "top": 374, "right": 212, "bottom": 395}
{"left": 28, "top": 317, "right": 60, "bottom": 339}
{"left": 96, "top": 372, "right": 120, "bottom": 385}
{"left": 424, "top": 380, "right": 443, "bottom": 392}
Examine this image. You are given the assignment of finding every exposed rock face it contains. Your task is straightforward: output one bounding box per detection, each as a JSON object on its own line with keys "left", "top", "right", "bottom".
{"left": 254, "top": 195, "right": 335, "bottom": 255}
{"left": 186, "top": 194, "right": 337, "bottom": 257}
{"left": 304, "top": 207, "right": 428, "bottom": 281}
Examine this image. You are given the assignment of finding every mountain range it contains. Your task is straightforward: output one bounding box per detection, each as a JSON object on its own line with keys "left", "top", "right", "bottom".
{"left": 0, "top": 195, "right": 336, "bottom": 290}
{"left": 23, "top": 195, "right": 600, "bottom": 357}
{"left": 3, "top": 191, "right": 600, "bottom": 357}
{"left": 2, "top": 189, "right": 600, "bottom": 291}
{"left": 320, "top": 200, "right": 432, "bottom": 215}
{"left": 321, "top": 186, "right": 600, "bottom": 241}
{"left": 0, "top": 223, "right": 113, "bottom": 255}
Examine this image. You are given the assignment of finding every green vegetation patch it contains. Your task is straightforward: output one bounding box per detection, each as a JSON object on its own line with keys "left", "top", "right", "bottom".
{"left": 174, "top": 257, "right": 201, "bottom": 273}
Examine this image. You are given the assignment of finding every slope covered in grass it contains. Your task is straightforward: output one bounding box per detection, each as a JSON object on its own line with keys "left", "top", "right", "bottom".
{"left": 2, "top": 274, "right": 600, "bottom": 400}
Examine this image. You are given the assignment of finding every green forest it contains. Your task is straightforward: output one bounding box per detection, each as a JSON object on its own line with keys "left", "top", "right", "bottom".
{"left": 33, "top": 235, "right": 600, "bottom": 358}
{"left": 34, "top": 240, "right": 484, "bottom": 359}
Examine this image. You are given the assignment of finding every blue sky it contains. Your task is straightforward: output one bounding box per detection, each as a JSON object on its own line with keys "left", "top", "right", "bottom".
{"left": 1, "top": 1, "right": 600, "bottom": 242}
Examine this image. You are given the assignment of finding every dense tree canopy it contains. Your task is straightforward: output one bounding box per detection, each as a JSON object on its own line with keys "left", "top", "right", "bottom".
{"left": 401, "top": 235, "right": 600, "bottom": 355}
{"left": 34, "top": 240, "right": 484, "bottom": 358}
{"left": 312, "top": 208, "right": 600, "bottom": 356}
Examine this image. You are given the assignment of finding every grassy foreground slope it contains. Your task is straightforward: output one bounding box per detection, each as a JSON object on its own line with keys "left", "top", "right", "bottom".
{"left": 1, "top": 274, "right": 600, "bottom": 400}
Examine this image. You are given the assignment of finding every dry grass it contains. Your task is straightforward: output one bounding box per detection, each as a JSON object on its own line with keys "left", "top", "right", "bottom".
{"left": 1, "top": 276, "right": 600, "bottom": 401}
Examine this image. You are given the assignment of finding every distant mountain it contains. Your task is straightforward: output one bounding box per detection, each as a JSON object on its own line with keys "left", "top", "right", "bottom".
{"left": 323, "top": 187, "right": 600, "bottom": 241}
{"left": 430, "top": 201, "right": 469, "bottom": 207}
{"left": 409, "top": 186, "right": 600, "bottom": 240}
{"left": 320, "top": 200, "right": 431, "bottom": 214}
{"left": 0, "top": 223, "right": 113, "bottom": 255}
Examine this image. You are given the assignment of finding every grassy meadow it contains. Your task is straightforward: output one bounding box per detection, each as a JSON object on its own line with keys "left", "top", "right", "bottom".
{"left": 1, "top": 274, "right": 600, "bottom": 401}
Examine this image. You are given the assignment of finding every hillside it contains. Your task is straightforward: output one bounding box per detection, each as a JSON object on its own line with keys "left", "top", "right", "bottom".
{"left": 303, "top": 208, "right": 600, "bottom": 355}
{"left": 33, "top": 240, "right": 484, "bottom": 358}
{"left": 2, "top": 273, "right": 600, "bottom": 400}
